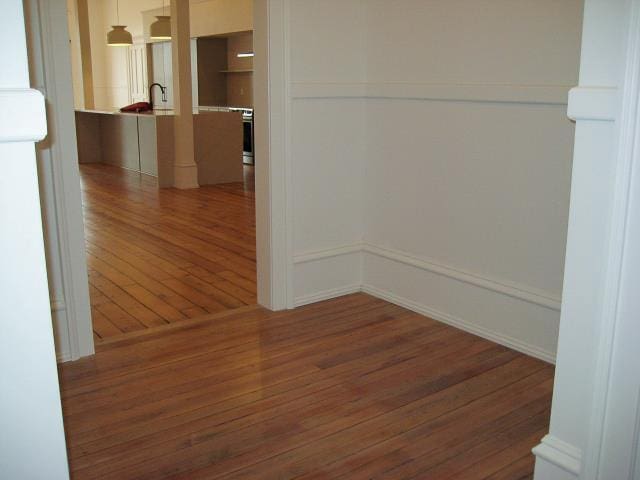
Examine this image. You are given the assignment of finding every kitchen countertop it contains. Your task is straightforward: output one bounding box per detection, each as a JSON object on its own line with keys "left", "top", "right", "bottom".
{"left": 76, "top": 108, "right": 198, "bottom": 117}
{"left": 76, "top": 106, "right": 249, "bottom": 117}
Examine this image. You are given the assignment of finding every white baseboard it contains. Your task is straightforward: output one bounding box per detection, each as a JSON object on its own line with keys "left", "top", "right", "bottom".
{"left": 533, "top": 435, "right": 582, "bottom": 479}
{"left": 294, "top": 284, "right": 362, "bottom": 307}
{"left": 362, "top": 283, "right": 555, "bottom": 363}
{"left": 56, "top": 351, "right": 72, "bottom": 363}
{"left": 363, "top": 243, "right": 560, "bottom": 312}
{"left": 362, "top": 246, "right": 559, "bottom": 363}
{"left": 292, "top": 242, "right": 559, "bottom": 362}
{"left": 293, "top": 245, "right": 363, "bottom": 307}
{"left": 50, "top": 301, "right": 71, "bottom": 363}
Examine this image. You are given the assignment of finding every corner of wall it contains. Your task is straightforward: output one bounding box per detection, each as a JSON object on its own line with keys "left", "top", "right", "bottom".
{"left": 293, "top": 245, "right": 363, "bottom": 307}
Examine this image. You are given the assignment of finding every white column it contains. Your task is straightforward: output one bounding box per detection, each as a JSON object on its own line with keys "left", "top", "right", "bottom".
{"left": 171, "top": 0, "right": 199, "bottom": 189}
{"left": 533, "top": 0, "right": 635, "bottom": 478}
{"left": 0, "top": 0, "right": 70, "bottom": 478}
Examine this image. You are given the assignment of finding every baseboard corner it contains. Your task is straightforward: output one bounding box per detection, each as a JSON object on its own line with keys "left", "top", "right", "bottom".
{"left": 532, "top": 434, "right": 582, "bottom": 478}
{"left": 294, "top": 284, "right": 362, "bottom": 307}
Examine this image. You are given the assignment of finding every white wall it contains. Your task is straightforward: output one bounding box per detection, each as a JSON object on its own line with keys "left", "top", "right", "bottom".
{"left": 360, "top": 0, "right": 583, "bottom": 361}
{"left": 289, "top": 0, "right": 367, "bottom": 304}
{"left": 288, "top": 0, "right": 583, "bottom": 362}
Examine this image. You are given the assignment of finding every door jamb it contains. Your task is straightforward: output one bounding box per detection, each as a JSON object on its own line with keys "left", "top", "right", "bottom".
{"left": 34, "top": 0, "right": 294, "bottom": 361}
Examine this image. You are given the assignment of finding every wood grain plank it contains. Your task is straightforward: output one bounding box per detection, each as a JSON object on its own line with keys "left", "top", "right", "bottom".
{"left": 59, "top": 293, "right": 553, "bottom": 480}
{"left": 79, "top": 164, "right": 257, "bottom": 340}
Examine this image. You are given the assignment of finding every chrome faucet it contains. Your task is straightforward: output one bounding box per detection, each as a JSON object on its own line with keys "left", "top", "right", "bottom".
{"left": 149, "top": 83, "right": 167, "bottom": 109}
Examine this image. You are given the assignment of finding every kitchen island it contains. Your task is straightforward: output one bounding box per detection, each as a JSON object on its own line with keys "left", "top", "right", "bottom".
{"left": 75, "top": 108, "right": 243, "bottom": 187}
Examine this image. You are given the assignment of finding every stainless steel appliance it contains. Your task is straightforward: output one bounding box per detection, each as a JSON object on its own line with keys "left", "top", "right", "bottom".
{"left": 230, "top": 107, "right": 254, "bottom": 165}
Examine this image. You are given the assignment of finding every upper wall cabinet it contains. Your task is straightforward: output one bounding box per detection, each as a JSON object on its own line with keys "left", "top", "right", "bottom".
{"left": 128, "top": 43, "right": 149, "bottom": 104}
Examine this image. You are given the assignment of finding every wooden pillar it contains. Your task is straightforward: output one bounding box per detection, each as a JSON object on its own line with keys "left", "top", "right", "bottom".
{"left": 76, "top": 0, "right": 94, "bottom": 109}
{"left": 170, "top": 0, "right": 198, "bottom": 189}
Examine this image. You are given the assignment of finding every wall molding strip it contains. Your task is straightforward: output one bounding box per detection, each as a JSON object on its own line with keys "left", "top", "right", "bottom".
{"left": 362, "top": 283, "right": 556, "bottom": 363}
{"left": 294, "top": 284, "right": 362, "bottom": 308}
{"left": 293, "top": 242, "right": 561, "bottom": 312}
{"left": 0, "top": 88, "right": 47, "bottom": 142}
{"left": 293, "top": 244, "right": 363, "bottom": 264}
{"left": 291, "top": 82, "right": 571, "bottom": 105}
{"left": 364, "top": 243, "right": 561, "bottom": 311}
{"left": 567, "top": 86, "right": 618, "bottom": 122}
{"left": 290, "top": 82, "right": 367, "bottom": 99}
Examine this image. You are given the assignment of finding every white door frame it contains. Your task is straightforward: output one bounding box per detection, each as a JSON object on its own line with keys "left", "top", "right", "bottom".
{"left": 33, "top": 0, "right": 294, "bottom": 361}
{"left": 0, "top": 0, "right": 70, "bottom": 476}
{"left": 253, "top": 0, "right": 295, "bottom": 311}
{"left": 581, "top": 0, "right": 640, "bottom": 476}
{"left": 533, "top": 0, "right": 640, "bottom": 477}
{"left": 25, "top": 0, "right": 94, "bottom": 362}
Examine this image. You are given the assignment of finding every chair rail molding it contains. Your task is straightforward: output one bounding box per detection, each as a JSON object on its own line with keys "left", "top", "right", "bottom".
{"left": 0, "top": 88, "right": 46, "bottom": 142}
{"left": 290, "top": 82, "right": 572, "bottom": 105}
{"left": 567, "top": 86, "right": 618, "bottom": 122}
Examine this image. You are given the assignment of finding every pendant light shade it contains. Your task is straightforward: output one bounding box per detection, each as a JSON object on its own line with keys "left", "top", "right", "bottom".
{"left": 106, "top": 0, "right": 132, "bottom": 46}
{"left": 107, "top": 25, "right": 133, "bottom": 46}
{"left": 150, "top": 16, "right": 172, "bottom": 40}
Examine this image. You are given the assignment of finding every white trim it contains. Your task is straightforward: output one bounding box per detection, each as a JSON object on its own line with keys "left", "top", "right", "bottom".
{"left": 291, "top": 82, "right": 367, "bottom": 99}
{"left": 292, "top": 242, "right": 561, "bottom": 313}
{"left": 291, "top": 82, "right": 571, "bottom": 104}
{"left": 50, "top": 300, "right": 65, "bottom": 313}
{"left": 532, "top": 435, "right": 582, "bottom": 477}
{"left": 27, "top": 0, "right": 94, "bottom": 361}
{"left": 56, "top": 350, "right": 72, "bottom": 363}
{"left": 294, "top": 284, "right": 362, "bottom": 308}
{"left": 294, "top": 244, "right": 363, "bottom": 264}
{"left": 363, "top": 243, "right": 561, "bottom": 312}
{"left": 582, "top": 1, "right": 640, "bottom": 477}
{"left": 0, "top": 88, "right": 47, "bottom": 142}
{"left": 253, "top": 0, "right": 295, "bottom": 311}
{"left": 290, "top": 242, "right": 558, "bottom": 361}
{"left": 567, "top": 86, "right": 618, "bottom": 122}
{"left": 362, "top": 283, "right": 556, "bottom": 363}
{"left": 50, "top": 301, "right": 71, "bottom": 363}
{"left": 282, "top": 0, "right": 295, "bottom": 309}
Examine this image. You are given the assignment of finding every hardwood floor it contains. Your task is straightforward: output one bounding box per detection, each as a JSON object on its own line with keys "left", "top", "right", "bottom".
{"left": 59, "top": 293, "right": 553, "bottom": 479}
{"left": 79, "top": 164, "right": 256, "bottom": 342}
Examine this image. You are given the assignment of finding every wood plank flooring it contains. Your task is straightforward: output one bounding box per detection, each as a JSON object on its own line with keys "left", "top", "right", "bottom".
{"left": 79, "top": 164, "right": 256, "bottom": 342}
{"left": 59, "top": 293, "right": 553, "bottom": 479}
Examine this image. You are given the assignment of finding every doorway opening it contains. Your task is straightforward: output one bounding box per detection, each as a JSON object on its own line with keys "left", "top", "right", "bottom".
{"left": 74, "top": 3, "right": 257, "bottom": 346}
{"left": 78, "top": 162, "right": 256, "bottom": 342}
{"left": 25, "top": 0, "right": 282, "bottom": 361}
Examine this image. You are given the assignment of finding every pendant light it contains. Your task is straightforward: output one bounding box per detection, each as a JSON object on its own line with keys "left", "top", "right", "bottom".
{"left": 107, "top": 0, "right": 132, "bottom": 46}
{"left": 150, "top": 0, "right": 172, "bottom": 40}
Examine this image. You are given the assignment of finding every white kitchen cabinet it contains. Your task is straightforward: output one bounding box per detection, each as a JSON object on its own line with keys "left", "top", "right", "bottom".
{"left": 150, "top": 39, "right": 199, "bottom": 109}
{"left": 128, "top": 43, "right": 149, "bottom": 104}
